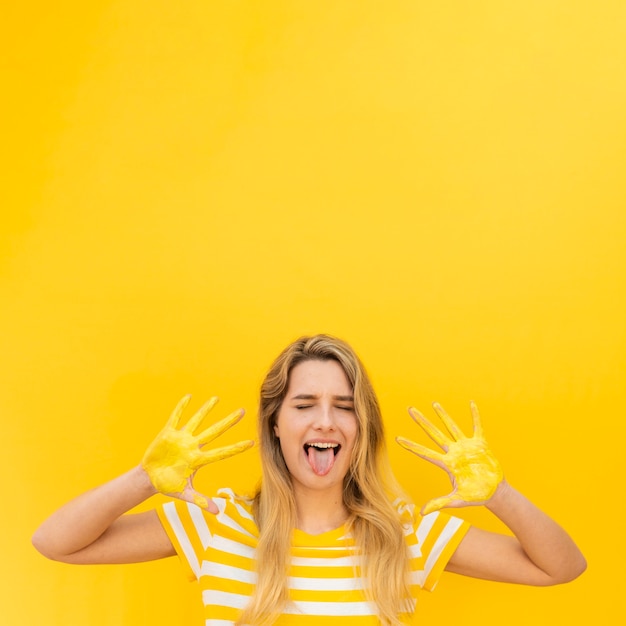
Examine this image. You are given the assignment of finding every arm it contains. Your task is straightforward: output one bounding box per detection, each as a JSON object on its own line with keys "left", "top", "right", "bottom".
{"left": 32, "top": 395, "right": 254, "bottom": 565}
{"left": 447, "top": 481, "right": 586, "bottom": 585}
{"left": 396, "top": 402, "right": 586, "bottom": 586}
{"left": 32, "top": 466, "right": 172, "bottom": 564}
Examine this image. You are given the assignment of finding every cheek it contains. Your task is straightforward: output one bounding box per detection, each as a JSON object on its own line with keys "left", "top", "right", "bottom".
{"left": 273, "top": 411, "right": 285, "bottom": 439}
{"left": 347, "top": 421, "right": 361, "bottom": 457}
{"left": 345, "top": 415, "right": 359, "bottom": 443}
{"left": 272, "top": 419, "right": 294, "bottom": 454}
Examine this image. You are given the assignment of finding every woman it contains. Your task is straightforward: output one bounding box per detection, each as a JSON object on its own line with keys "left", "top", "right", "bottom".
{"left": 32, "top": 334, "right": 586, "bottom": 625}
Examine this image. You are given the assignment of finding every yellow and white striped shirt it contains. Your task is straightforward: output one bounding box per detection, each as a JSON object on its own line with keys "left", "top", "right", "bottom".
{"left": 158, "top": 489, "right": 469, "bottom": 625}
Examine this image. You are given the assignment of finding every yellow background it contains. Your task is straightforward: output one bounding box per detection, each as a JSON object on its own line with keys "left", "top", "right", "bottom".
{"left": 3, "top": 1, "right": 624, "bottom": 623}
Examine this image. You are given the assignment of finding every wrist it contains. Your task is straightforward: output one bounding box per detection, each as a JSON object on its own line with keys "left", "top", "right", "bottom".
{"left": 485, "top": 478, "right": 513, "bottom": 511}
{"left": 130, "top": 464, "right": 159, "bottom": 497}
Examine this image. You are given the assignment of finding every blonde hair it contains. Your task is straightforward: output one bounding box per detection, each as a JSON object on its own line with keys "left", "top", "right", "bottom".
{"left": 237, "top": 335, "right": 412, "bottom": 625}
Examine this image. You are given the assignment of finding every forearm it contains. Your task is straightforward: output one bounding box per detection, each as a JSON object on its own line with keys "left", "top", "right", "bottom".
{"left": 32, "top": 465, "right": 157, "bottom": 560}
{"left": 486, "top": 480, "right": 586, "bottom": 583}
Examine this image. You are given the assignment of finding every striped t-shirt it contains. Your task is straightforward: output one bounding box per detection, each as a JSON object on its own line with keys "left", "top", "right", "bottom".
{"left": 157, "top": 489, "right": 469, "bottom": 625}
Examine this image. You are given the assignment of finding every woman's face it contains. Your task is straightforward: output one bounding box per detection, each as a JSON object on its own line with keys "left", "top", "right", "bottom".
{"left": 273, "top": 359, "right": 358, "bottom": 496}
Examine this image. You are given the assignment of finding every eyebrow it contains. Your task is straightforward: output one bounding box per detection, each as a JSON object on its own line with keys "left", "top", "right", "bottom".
{"left": 291, "top": 394, "right": 354, "bottom": 402}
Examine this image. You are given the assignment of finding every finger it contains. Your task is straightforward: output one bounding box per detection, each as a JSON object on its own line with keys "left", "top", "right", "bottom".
{"left": 197, "top": 409, "right": 246, "bottom": 445}
{"left": 182, "top": 490, "right": 219, "bottom": 514}
{"left": 470, "top": 401, "right": 484, "bottom": 439}
{"left": 395, "top": 436, "right": 446, "bottom": 464}
{"left": 432, "top": 402, "right": 465, "bottom": 441}
{"left": 194, "top": 439, "right": 255, "bottom": 467}
{"left": 166, "top": 395, "right": 192, "bottom": 429}
{"left": 421, "top": 493, "right": 459, "bottom": 516}
{"left": 407, "top": 407, "right": 450, "bottom": 450}
{"left": 184, "top": 396, "right": 219, "bottom": 433}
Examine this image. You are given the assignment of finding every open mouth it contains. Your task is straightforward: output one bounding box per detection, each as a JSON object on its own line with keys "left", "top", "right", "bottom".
{"left": 303, "top": 443, "right": 341, "bottom": 455}
{"left": 303, "top": 443, "right": 341, "bottom": 476}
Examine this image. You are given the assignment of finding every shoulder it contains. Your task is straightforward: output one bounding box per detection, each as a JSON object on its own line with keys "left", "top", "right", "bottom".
{"left": 391, "top": 497, "right": 470, "bottom": 555}
{"left": 159, "top": 488, "right": 258, "bottom": 537}
{"left": 214, "top": 488, "right": 257, "bottom": 527}
{"left": 392, "top": 497, "right": 467, "bottom": 532}
{"left": 391, "top": 500, "right": 470, "bottom": 591}
{"left": 157, "top": 489, "right": 258, "bottom": 581}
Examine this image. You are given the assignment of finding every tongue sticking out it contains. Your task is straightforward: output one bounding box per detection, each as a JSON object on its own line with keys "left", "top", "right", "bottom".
{"left": 307, "top": 446, "right": 336, "bottom": 476}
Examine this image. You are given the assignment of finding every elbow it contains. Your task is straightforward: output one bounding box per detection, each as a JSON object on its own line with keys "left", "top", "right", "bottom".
{"left": 32, "top": 527, "right": 69, "bottom": 563}
{"left": 31, "top": 528, "right": 55, "bottom": 560}
{"left": 543, "top": 553, "right": 587, "bottom": 586}
{"left": 563, "top": 553, "right": 587, "bottom": 583}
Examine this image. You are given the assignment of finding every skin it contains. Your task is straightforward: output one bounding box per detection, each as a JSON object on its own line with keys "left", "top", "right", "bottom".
{"left": 32, "top": 386, "right": 586, "bottom": 586}
{"left": 142, "top": 394, "right": 254, "bottom": 511}
{"left": 32, "top": 397, "right": 254, "bottom": 563}
{"left": 396, "top": 402, "right": 586, "bottom": 585}
{"left": 396, "top": 401, "right": 503, "bottom": 515}
{"left": 273, "top": 360, "right": 358, "bottom": 534}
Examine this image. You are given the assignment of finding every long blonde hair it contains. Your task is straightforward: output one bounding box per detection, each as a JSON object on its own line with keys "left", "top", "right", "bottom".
{"left": 237, "top": 335, "right": 412, "bottom": 625}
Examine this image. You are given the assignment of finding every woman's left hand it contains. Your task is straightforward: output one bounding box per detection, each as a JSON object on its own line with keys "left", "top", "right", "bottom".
{"left": 396, "top": 401, "right": 504, "bottom": 515}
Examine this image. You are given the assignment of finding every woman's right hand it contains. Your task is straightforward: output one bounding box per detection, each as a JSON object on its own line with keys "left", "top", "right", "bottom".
{"left": 141, "top": 395, "right": 254, "bottom": 513}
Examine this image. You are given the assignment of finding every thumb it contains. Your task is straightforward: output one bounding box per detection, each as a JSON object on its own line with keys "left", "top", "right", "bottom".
{"left": 420, "top": 493, "right": 458, "bottom": 516}
{"left": 180, "top": 488, "right": 219, "bottom": 515}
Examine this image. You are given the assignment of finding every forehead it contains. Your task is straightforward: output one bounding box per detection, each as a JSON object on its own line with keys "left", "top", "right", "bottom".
{"left": 287, "top": 359, "right": 352, "bottom": 395}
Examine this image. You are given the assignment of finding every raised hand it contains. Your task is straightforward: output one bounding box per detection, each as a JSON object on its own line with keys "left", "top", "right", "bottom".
{"left": 141, "top": 395, "right": 254, "bottom": 512}
{"left": 396, "top": 401, "right": 503, "bottom": 515}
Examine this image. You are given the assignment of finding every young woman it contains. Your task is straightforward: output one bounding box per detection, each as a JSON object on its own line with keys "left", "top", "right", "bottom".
{"left": 32, "top": 334, "right": 586, "bottom": 625}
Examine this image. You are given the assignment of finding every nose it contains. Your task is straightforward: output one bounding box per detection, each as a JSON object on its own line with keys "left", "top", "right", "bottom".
{"left": 313, "top": 404, "right": 336, "bottom": 431}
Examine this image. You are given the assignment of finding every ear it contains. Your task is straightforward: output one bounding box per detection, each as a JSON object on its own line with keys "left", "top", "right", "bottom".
{"left": 273, "top": 423, "right": 280, "bottom": 438}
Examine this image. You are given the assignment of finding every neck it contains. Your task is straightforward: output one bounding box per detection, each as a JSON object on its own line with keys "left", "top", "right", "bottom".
{"left": 292, "top": 484, "right": 349, "bottom": 535}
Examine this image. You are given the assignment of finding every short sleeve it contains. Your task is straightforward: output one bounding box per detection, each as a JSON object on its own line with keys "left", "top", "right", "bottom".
{"left": 157, "top": 489, "right": 258, "bottom": 583}
{"left": 157, "top": 499, "right": 213, "bottom": 581}
{"left": 402, "top": 505, "right": 470, "bottom": 592}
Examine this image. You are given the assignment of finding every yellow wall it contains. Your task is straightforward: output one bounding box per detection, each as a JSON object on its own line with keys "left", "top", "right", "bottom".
{"left": 3, "top": 1, "right": 624, "bottom": 623}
